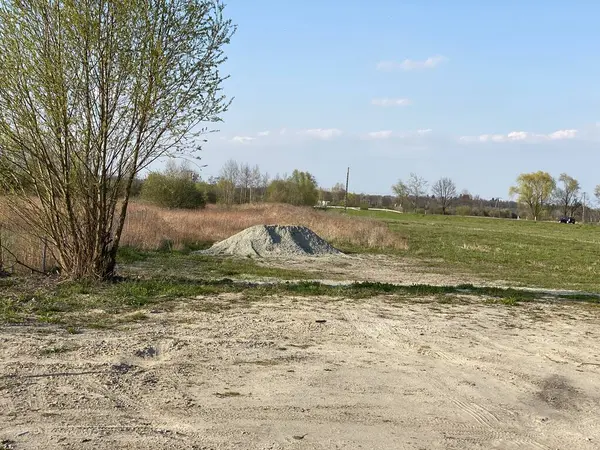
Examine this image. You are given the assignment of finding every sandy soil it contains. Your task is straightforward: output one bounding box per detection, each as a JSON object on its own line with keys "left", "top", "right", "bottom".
{"left": 256, "top": 254, "right": 487, "bottom": 286}
{"left": 2, "top": 294, "right": 600, "bottom": 449}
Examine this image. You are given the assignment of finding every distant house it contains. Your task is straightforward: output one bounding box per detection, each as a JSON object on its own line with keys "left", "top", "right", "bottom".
{"left": 317, "top": 200, "right": 330, "bottom": 207}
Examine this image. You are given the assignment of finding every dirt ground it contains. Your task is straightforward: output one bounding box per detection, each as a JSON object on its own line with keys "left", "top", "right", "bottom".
{"left": 257, "top": 254, "right": 487, "bottom": 286}
{"left": 1, "top": 293, "right": 600, "bottom": 449}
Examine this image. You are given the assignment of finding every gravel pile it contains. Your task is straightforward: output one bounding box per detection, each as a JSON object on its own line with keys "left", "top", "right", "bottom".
{"left": 198, "top": 225, "right": 344, "bottom": 257}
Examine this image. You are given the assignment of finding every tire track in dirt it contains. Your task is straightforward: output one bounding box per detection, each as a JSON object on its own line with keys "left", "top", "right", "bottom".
{"left": 342, "top": 305, "right": 553, "bottom": 450}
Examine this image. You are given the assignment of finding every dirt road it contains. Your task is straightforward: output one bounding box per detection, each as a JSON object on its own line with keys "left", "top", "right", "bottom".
{"left": 1, "top": 295, "right": 599, "bottom": 449}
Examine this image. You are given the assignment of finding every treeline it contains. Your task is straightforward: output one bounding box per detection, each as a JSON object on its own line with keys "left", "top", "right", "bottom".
{"left": 136, "top": 160, "right": 319, "bottom": 208}
{"left": 134, "top": 160, "right": 600, "bottom": 222}
{"left": 508, "top": 171, "right": 599, "bottom": 222}
{"left": 390, "top": 171, "right": 600, "bottom": 222}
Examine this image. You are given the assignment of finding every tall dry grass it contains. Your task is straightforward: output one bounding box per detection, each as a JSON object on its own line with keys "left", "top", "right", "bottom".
{"left": 0, "top": 200, "right": 406, "bottom": 273}
{"left": 122, "top": 202, "right": 407, "bottom": 251}
{"left": 0, "top": 199, "right": 60, "bottom": 273}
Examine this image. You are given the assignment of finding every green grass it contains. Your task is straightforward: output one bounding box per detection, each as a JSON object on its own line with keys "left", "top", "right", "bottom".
{"left": 340, "top": 210, "right": 600, "bottom": 292}
{"left": 2, "top": 271, "right": 597, "bottom": 329}
{"left": 117, "top": 250, "right": 318, "bottom": 281}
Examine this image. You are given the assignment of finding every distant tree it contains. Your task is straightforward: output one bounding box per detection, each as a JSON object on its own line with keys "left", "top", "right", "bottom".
{"left": 331, "top": 182, "right": 346, "bottom": 205}
{"left": 391, "top": 180, "right": 408, "bottom": 198}
{"left": 393, "top": 175, "right": 430, "bottom": 211}
{"left": 554, "top": 173, "right": 580, "bottom": 217}
{"left": 141, "top": 164, "right": 206, "bottom": 209}
{"left": 288, "top": 170, "right": 319, "bottom": 206}
{"left": 432, "top": 177, "right": 457, "bottom": 215}
{"left": 218, "top": 159, "right": 240, "bottom": 205}
{"left": 509, "top": 171, "right": 556, "bottom": 221}
{"left": 595, "top": 185, "right": 600, "bottom": 206}
{"left": 266, "top": 170, "right": 318, "bottom": 206}
{"left": 249, "top": 165, "right": 262, "bottom": 202}
{"left": 266, "top": 177, "right": 291, "bottom": 204}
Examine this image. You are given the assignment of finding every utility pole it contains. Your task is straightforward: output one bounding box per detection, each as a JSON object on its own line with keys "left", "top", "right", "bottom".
{"left": 344, "top": 167, "right": 350, "bottom": 211}
{"left": 582, "top": 192, "right": 586, "bottom": 223}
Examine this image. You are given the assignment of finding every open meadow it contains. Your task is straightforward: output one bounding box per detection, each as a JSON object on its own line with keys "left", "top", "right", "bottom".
{"left": 342, "top": 209, "right": 600, "bottom": 293}
{"left": 2, "top": 205, "right": 600, "bottom": 449}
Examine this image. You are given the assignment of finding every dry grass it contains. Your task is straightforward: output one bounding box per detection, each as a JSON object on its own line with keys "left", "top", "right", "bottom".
{"left": 0, "top": 199, "right": 60, "bottom": 273}
{"left": 0, "top": 200, "right": 407, "bottom": 273}
{"left": 121, "top": 202, "right": 407, "bottom": 252}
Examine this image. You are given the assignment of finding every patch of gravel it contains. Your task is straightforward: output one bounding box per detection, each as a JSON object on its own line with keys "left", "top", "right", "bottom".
{"left": 197, "top": 225, "right": 345, "bottom": 258}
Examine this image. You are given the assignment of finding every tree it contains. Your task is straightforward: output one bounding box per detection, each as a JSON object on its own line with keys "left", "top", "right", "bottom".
{"left": 331, "top": 182, "right": 346, "bottom": 205}
{"left": 595, "top": 185, "right": 600, "bottom": 206}
{"left": 432, "top": 177, "right": 457, "bottom": 215}
{"left": 141, "top": 164, "right": 205, "bottom": 209}
{"left": 509, "top": 171, "right": 556, "bottom": 221}
{"left": 289, "top": 170, "right": 319, "bottom": 206}
{"left": 0, "top": 0, "right": 234, "bottom": 279}
{"left": 393, "top": 173, "right": 428, "bottom": 211}
{"left": 266, "top": 170, "right": 318, "bottom": 206}
{"left": 407, "top": 173, "right": 429, "bottom": 207}
{"left": 554, "top": 173, "right": 580, "bottom": 217}
{"left": 217, "top": 159, "right": 240, "bottom": 205}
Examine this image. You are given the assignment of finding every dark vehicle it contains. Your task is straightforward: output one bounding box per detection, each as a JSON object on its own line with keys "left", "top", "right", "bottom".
{"left": 558, "top": 217, "right": 576, "bottom": 224}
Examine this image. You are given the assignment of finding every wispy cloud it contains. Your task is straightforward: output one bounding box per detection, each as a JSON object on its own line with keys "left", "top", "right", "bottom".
{"left": 301, "top": 128, "right": 343, "bottom": 140}
{"left": 371, "top": 97, "right": 412, "bottom": 107}
{"left": 231, "top": 136, "right": 255, "bottom": 144}
{"left": 362, "top": 129, "right": 434, "bottom": 140}
{"left": 377, "top": 55, "right": 448, "bottom": 71}
{"left": 459, "top": 129, "right": 578, "bottom": 143}
{"left": 365, "top": 130, "right": 394, "bottom": 140}
{"left": 257, "top": 130, "right": 270, "bottom": 137}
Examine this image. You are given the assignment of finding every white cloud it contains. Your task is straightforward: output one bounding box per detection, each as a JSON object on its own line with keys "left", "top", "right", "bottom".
{"left": 377, "top": 55, "right": 448, "bottom": 71}
{"left": 371, "top": 97, "right": 412, "bottom": 107}
{"left": 548, "top": 129, "right": 578, "bottom": 140}
{"left": 231, "top": 136, "right": 255, "bottom": 144}
{"left": 459, "top": 129, "right": 578, "bottom": 143}
{"left": 301, "top": 128, "right": 343, "bottom": 140}
{"left": 362, "top": 129, "right": 434, "bottom": 140}
{"left": 366, "top": 130, "right": 394, "bottom": 140}
{"left": 279, "top": 128, "right": 287, "bottom": 135}
{"left": 257, "top": 130, "right": 270, "bottom": 137}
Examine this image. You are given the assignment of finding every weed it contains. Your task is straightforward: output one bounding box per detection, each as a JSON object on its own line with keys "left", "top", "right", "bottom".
{"left": 116, "top": 246, "right": 150, "bottom": 264}
{"left": 40, "top": 345, "right": 77, "bottom": 355}
{"left": 500, "top": 297, "right": 519, "bottom": 306}
{"left": 214, "top": 391, "right": 242, "bottom": 398}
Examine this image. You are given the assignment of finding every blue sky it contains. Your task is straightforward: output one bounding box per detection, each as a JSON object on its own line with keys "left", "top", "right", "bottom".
{"left": 194, "top": 0, "right": 600, "bottom": 200}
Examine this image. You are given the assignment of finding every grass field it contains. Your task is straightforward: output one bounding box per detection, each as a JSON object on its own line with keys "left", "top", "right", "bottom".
{"left": 342, "top": 210, "right": 600, "bottom": 292}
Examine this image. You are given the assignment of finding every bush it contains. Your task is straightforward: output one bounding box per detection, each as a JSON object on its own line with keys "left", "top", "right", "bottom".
{"left": 141, "top": 172, "right": 206, "bottom": 209}
{"left": 455, "top": 205, "right": 472, "bottom": 216}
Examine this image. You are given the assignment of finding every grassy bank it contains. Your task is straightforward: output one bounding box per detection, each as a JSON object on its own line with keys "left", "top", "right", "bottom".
{"left": 342, "top": 210, "right": 600, "bottom": 292}
{"left": 2, "top": 252, "right": 598, "bottom": 329}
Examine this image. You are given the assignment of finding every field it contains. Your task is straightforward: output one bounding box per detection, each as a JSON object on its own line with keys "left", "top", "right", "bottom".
{"left": 342, "top": 210, "right": 600, "bottom": 292}
{"left": 2, "top": 206, "right": 600, "bottom": 449}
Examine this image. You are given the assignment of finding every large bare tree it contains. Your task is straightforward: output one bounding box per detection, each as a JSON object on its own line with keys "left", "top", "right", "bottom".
{"left": 432, "top": 177, "right": 457, "bottom": 215}
{"left": 0, "top": 0, "right": 234, "bottom": 279}
{"left": 406, "top": 173, "right": 428, "bottom": 210}
{"left": 554, "top": 173, "right": 580, "bottom": 217}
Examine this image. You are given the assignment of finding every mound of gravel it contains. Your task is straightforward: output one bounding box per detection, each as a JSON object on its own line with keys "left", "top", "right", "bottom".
{"left": 198, "top": 225, "right": 344, "bottom": 258}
